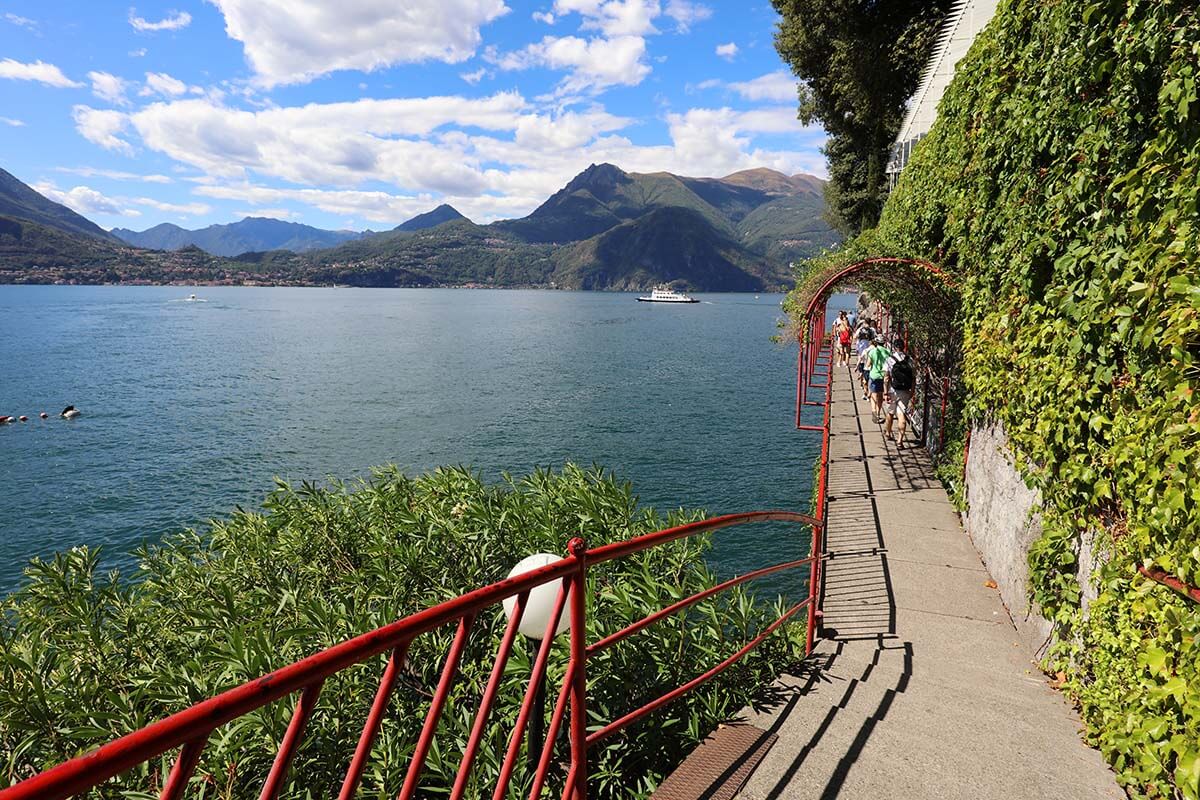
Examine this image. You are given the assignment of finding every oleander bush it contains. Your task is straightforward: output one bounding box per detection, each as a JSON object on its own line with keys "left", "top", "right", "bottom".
{"left": 789, "top": 0, "right": 1200, "bottom": 796}
{"left": 0, "top": 465, "right": 806, "bottom": 798}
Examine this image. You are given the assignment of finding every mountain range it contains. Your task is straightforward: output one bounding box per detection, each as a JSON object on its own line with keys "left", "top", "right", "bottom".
{"left": 111, "top": 217, "right": 365, "bottom": 256}
{"left": 0, "top": 164, "right": 839, "bottom": 290}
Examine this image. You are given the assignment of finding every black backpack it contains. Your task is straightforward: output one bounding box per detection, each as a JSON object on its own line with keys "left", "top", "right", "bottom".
{"left": 891, "top": 357, "right": 915, "bottom": 391}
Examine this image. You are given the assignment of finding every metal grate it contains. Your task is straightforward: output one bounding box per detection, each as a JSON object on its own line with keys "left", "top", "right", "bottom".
{"left": 651, "top": 724, "right": 777, "bottom": 800}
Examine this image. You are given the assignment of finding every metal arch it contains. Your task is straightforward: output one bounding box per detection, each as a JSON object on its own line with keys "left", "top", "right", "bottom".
{"left": 801, "top": 257, "right": 958, "bottom": 324}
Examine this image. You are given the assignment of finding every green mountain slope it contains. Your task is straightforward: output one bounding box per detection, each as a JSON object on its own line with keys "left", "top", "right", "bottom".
{"left": 736, "top": 194, "right": 840, "bottom": 261}
{"left": 294, "top": 163, "right": 836, "bottom": 289}
{"left": 110, "top": 222, "right": 194, "bottom": 251}
{"left": 0, "top": 168, "right": 120, "bottom": 242}
{"left": 304, "top": 219, "right": 558, "bottom": 287}
{"left": 0, "top": 215, "right": 123, "bottom": 270}
{"left": 552, "top": 206, "right": 773, "bottom": 291}
{"left": 495, "top": 164, "right": 742, "bottom": 243}
{"left": 393, "top": 203, "right": 467, "bottom": 232}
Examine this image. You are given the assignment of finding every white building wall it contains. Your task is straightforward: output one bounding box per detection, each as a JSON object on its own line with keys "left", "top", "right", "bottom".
{"left": 887, "top": 0, "right": 1001, "bottom": 180}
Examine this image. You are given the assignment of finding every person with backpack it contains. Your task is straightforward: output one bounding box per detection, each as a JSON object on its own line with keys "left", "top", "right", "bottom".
{"left": 866, "top": 335, "right": 891, "bottom": 422}
{"left": 884, "top": 340, "right": 915, "bottom": 447}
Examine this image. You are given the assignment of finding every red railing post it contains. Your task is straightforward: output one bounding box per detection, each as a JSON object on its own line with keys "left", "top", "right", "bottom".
{"left": 451, "top": 594, "right": 528, "bottom": 800}
{"left": 159, "top": 736, "right": 208, "bottom": 800}
{"left": 398, "top": 615, "right": 477, "bottom": 799}
{"left": 939, "top": 376, "right": 950, "bottom": 453}
{"left": 566, "top": 537, "right": 589, "bottom": 800}
{"left": 796, "top": 335, "right": 805, "bottom": 426}
{"left": 962, "top": 426, "right": 972, "bottom": 481}
{"left": 338, "top": 642, "right": 411, "bottom": 800}
{"left": 806, "top": 363, "right": 832, "bottom": 655}
{"left": 259, "top": 679, "right": 325, "bottom": 800}
{"left": 919, "top": 368, "right": 932, "bottom": 447}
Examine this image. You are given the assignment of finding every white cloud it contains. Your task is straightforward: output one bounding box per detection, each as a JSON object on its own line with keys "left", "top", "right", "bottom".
{"left": 0, "top": 59, "right": 83, "bottom": 88}
{"left": 33, "top": 180, "right": 209, "bottom": 219}
{"left": 495, "top": 1, "right": 702, "bottom": 99}
{"left": 79, "top": 87, "right": 824, "bottom": 223}
{"left": 140, "top": 72, "right": 191, "bottom": 97}
{"left": 209, "top": 0, "right": 510, "bottom": 87}
{"left": 5, "top": 13, "right": 36, "bottom": 28}
{"left": 662, "top": 0, "right": 710, "bottom": 32}
{"left": 715, "top": 42, "right": 738, "bottom": 60}
{"left": 72, "top": 106, "right": 134, "bottom": 154}
{"left": 658, "top": 107, "right": 824, "bottom": 176}
{"left": 197, "top": 183, "right": 433, "bottom": 223}
{"left": 133, "top": 198, "right": 211, "bottom": 215}
{"left": 235, "top": 207, "right": 295, "bottom": 219}
{"left": 33, "top": 182, "right": 141, "bottom": 217}
{"left": 128, "top": 9, "right": 192, "bottom": 32}
{"left": 127, "top": 94, "right": 631, "bottom": 196}
{"left": 0, "top": 117, "right": 25, "bottom": 127}
{"left": 554, "top": 0, "right": 660, "bottom": 37}
{"left": 492, "top": 34, "right": 650, "bottom": 94}
{"left": 129, "top": 48, "right": 148, "bottom": 57}
{"left": 56, "top": 167, "right": 172, "bottom": 183}
{"left": 88, "top": 71, "right": 130, "bottom": 106}
{"left": 726, "top": 71, "right": 796, "bottom": 102}
{"left": 460, "top": 68, "right": 488, "bottom": 85}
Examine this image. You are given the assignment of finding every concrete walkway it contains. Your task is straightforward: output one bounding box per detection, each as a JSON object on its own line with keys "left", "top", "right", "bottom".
{"left": 729, "top": 366, "right": 1122, "bottom": 799}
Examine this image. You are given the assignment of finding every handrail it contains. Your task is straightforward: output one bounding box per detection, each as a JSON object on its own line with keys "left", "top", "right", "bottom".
{"left": 1139, "top": 564, "right": 1200, "bottom": 605}
{"left": 0, "top": 511, "right": 823, "bottom": 800}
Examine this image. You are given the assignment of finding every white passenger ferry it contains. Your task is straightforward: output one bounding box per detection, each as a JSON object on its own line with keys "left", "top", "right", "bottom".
{"left": 637, "top": 286, "right": 698, "bottom": 303}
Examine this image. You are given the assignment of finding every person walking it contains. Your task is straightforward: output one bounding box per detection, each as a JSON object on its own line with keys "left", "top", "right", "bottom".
{"left": 836, "top": 310, "right": 852, "bottom": 366}
{"left": 866, "top": 335, "right": 891, "bottom": 423}
{"left": 855, "top": 319, "right": 875, "bottom": 399}
{"left": 883, "top": 340, "right": 915, "bottom": 447}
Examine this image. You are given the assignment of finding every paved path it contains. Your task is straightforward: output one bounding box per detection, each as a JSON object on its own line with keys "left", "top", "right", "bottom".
{"left": 731, "top": 366, "right": 1121, "bottom": 799}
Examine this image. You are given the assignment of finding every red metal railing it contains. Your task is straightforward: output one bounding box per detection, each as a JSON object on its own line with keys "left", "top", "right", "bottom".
{"left": 1139, "top": 565, "right": 1200, "bottom": 605}
{"left": 794, "top": 321, "right": 834, "bottom": 656}
{"left": 0, "top": 511, "right": 823, "bottom": 800}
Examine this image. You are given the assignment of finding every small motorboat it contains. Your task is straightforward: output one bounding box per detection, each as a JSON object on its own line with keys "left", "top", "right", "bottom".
{"left": 637, "top": 286, "right": 698, "bottom": 303}
{"left": 61, "top": 405, "right": 81, "bottom": 419}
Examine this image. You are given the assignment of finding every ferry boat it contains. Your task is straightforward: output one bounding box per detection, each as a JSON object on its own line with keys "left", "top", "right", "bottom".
{"left": 637, "top": 286, "right": 698, "bottom": 303}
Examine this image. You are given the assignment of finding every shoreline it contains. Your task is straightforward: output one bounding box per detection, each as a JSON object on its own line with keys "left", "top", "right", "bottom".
{"left": 0, "top": 281, "right": 793, "bottom": 293}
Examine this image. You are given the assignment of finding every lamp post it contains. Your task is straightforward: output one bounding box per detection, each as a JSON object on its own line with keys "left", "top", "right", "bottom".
{"left": 502, "top": 553, "right": 571, "bottom": 778}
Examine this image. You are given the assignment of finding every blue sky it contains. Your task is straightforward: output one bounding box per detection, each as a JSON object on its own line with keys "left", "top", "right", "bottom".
{"left": 0, "top": 1, "right": 826, "bottom": 231}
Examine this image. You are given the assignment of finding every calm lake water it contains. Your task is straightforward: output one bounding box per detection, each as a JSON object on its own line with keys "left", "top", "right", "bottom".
{"left": 0, "top": 287, "right": 851, "bottom": 596}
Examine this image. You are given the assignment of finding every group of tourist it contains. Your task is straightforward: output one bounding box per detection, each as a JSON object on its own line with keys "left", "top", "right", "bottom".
{"left": 832, "top": 310, "right": 915, "bottom": 449}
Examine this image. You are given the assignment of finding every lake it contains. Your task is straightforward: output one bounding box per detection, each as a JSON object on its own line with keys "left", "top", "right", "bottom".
{"left": 0, "top": 287, "right": 851, "bottom": 596}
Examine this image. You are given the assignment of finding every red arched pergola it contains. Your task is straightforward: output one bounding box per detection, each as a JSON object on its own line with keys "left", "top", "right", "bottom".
{"left": 793, "top": 256, "right": 959, "bottom": 426}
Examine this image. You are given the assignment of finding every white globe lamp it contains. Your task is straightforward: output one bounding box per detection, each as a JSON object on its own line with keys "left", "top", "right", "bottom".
{"left": 503, "top": 553, "right": 571, "bottom": 640}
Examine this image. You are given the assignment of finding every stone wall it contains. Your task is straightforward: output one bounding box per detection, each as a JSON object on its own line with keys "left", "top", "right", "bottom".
{"left": 963, "top": 422, "right": 1107, "bottom": 654}
{"left": 962, "top": 422, "right": 1052, "bottom": 649}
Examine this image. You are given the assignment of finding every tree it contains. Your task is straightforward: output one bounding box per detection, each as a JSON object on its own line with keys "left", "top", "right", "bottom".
{"left": 772, "top": 0, "right": 952, "bottom": 235}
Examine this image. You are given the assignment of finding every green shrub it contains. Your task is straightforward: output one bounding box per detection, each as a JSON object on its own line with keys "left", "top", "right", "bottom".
{"left": 0, "top": 465, "right": 806, "bottom": 798}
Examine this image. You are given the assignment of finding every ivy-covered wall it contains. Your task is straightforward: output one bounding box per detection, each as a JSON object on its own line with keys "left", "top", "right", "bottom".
{"left": 798, "top": 0, "right": 1200, "bottom": 796}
